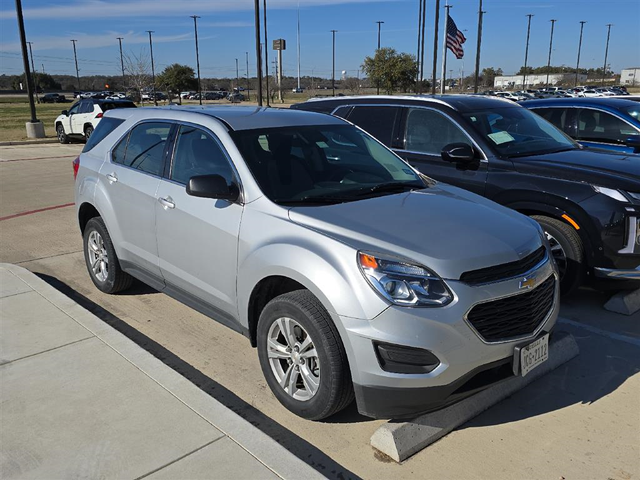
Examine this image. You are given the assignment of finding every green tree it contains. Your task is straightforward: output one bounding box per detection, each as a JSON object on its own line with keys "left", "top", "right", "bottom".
{"left": 362, "top": 48, "right": 417, "bottom": 94}
{"left": 481, "top": 67, "right": 503, "bottom": 86}
{"left": 157, "top": 64, "right": 197, "bottom": 103}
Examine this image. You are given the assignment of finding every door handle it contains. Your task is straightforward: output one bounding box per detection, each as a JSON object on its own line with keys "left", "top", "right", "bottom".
{"left": 106, "top": 173, "right": 118, "bottom": 183}
{"left": 158, "top": 196, "right": 175, "bottom": 210}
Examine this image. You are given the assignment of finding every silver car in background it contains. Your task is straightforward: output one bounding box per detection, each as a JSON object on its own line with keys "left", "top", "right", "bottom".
{"left": 74, "top": 106, "right": 559, "bottom": 419}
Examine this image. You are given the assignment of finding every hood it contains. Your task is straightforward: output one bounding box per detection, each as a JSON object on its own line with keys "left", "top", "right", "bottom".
{"left": 512, "top": 148, "right": 640, "bottom": 191}
{"left": 288, "top": 185, "right": 542, "bottom": 281}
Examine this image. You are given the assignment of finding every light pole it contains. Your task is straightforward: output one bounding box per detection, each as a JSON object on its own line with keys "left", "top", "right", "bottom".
{"left": 473, "top": 0, "right": 484, "bottom": 94}
{"left": 575, "top": 21, "right": 586, "bottom": 87}
{"left": 70, "top": 39, "right": 80, "bottom": 90}
{"left": 15, "top": 0, "right": 40, "bottom": 135}
{"left": 376, "top": 20, "right": 384, "bottom": 94}
{"left": 246, "top": 51, "right": 251, "bottom": 100}
{"left": 263, "top": 0, "right": 270, "bottom": 106}
{"left": 191, "top": 15, "right": 202, "bottom": 105}
{"left": 416, "top": 0, "right": 424, "bottom": 91}
{"left": 602, "top": 24, "right": 612, "bottom": 86}
{"left": 522, "top": 14, "right": 534, "bottom": 90}
{"left": 545, "top": 19, "right": 557, "bottom": 87}
{"left": 117, "top": 37, "right": 125, "bottom": 90}
{"left": 331, "top": 30, "right": 337, "bottom": 96}
{"left": 147, "top": 31, "right": 157, "bottom": 106}
{"left": 253, "top": 0, "right": 263, "bottom": 106}
{"left": 27, "top": 41, "right": 39, "bottom": 103}
{"left": 236, "top": 58, "right": 240, "bottom": 92}
{"left": 296, "top": 1, "right": 301, "bottom": 92}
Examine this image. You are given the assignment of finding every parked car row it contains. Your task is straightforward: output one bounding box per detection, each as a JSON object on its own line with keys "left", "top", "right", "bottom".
{"left": 181, "top": 90, "right": 245, "bottom": 102}
{"left": 485, "top": 86, "right": 629, "bottom": 102}
{"left": 71, "top": 94, "right": 638, "bottom": 423}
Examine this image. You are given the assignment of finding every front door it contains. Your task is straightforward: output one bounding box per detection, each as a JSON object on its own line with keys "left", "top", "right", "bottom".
{"left": 576, "top": 108, "right": 640, "bottom": 153}
{"left": 397, "top": 107, "right": 488, "bottom": 195}
{"left": 155, "top": 124, "right": 243, "bottom": 325}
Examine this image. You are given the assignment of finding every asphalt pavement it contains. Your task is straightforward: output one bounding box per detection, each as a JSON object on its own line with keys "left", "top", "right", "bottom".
{"left": 1, "top": 143, "right": 638, "bottom": 480}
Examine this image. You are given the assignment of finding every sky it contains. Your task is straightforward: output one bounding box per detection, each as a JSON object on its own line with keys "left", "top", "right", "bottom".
{"left": 1, "top": 0, "right": 639, "bottom": 81}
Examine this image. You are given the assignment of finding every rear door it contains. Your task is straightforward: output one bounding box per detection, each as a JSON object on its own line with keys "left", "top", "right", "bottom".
{"left": 576, "top": 108, "right": 640, "bottom": 153}
{"left": 71, "top": 100, "right": 93, "bottom": 134}
{"left": 99, "top": 121, "right": 173, "bottom": 282}
{"left": 154, "top": 123, "right": 243, "bottom": 326}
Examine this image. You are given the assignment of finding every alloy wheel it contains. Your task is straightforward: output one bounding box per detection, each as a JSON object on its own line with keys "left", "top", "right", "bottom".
{"left": 87, "top": 230, "right": 109, "bottom": 283}
{"left": 545, "top": 231, "right": 567, "bottom": 280}
{"left": 267, "top": 317, "right": 320, "bottom": 401}
{"left": 57, "top": 126, "right": 64, "bottom": 142}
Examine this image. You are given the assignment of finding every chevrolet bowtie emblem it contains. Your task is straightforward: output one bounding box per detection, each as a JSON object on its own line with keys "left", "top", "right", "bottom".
{"left": 519, "top": 276, "right": 537, "bottom": 290}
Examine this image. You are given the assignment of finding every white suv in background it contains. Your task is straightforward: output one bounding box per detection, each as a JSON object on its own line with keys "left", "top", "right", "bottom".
{"left": 55, "top": 98, "right": 136, "bottom": 143}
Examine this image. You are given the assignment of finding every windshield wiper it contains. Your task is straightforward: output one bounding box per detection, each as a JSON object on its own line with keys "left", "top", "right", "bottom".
{"left": 277, "top": 195, "right": 357, "bottom": 206}
{"left": 353, "top": 182, "right": 424, "bottom": 197}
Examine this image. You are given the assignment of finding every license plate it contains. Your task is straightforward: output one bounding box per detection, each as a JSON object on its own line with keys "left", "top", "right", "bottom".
{"left": 518, "top": 333, "right": 549, "bottom": 377}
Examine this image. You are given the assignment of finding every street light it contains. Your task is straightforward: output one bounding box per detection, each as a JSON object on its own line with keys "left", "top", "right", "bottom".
{"left": 246, "top": 51, "right": 251, "bottom": 101}
{"left": 602, "top": 24, "right": 612, "bottom": 86}
{"left": 117, "top": 37, "right": 125, "bottom": 90}
{"left": 545, "top": 20, "right": 557, "bottom": 87}
{"left": 331, "top": 30, "right": 337, "bottom": 96}
{"left": 575, "top": 21, "right": 586, "bottom": 87}
{"left": 522, "top": 14, "right": 534, "bottom": 89}
{"left": 147, "top": 31, "right": 157, "bottom": 106}
{"left": 26, "top": 41, "right": 39, "bottom": 103}
{"left": 376, "top": 20, "right": 384, "bottom": 94}
{"left": 191, "top": 15, "right": 202, "bottom": 105}
{"left": 70, "top": 39, "right": 80, "bottom": 90}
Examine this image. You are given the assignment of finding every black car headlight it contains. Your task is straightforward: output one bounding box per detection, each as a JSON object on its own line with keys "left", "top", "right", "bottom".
{"left": 358, "top": 252, "right": 453, "bottom": 307}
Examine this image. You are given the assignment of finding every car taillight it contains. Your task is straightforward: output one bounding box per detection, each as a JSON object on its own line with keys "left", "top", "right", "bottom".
{"left": 95, "top": 112, "right": 103, "bottom": 118}
{"left": 73, "top": 156, "right": 80, "bottom": 180}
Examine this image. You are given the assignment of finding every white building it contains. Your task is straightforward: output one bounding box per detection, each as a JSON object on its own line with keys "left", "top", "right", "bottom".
{"left": 620, "top": 68, "right": 640, "bottom": 86}
{"left": 494, "top": 73, "right": 587, "bottom": 89}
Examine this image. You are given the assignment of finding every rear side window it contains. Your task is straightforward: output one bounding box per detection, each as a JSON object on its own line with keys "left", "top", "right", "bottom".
{"left": 577, "top": 109, "right": 636, "bottom": 144}
{"left": 78, "top": 101, "right": 93, "bottom": 114}
{"left": 346, "top": 106, "right": 400, "bottom": 146}
{"left": 82, "top": 117, "right": 124, "bottom": 152}
{"left": 112, "top": 122, "right": 171, "bottom": 176}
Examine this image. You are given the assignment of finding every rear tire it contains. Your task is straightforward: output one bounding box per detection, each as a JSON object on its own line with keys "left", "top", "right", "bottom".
{"left": 56, "top": 124, "right": 69, "bottom": 144}
{"left": 83, "top": 217, "right": 133, "bottom": 294}
{"left": 257, "top": 290, "right": 354, "bottom": 420}
{"left": 532, "top": 215, "right": 585, "bottom": 295}
{"left": 84, "top": 125, "right": 94, "bottom": 140}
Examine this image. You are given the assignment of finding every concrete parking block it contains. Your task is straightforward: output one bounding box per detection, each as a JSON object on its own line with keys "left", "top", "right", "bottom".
{"left": 0, "top": 290, "right": 93, "bottom": 363}
{"left": 604, "top": 288, "right": 640, "bottom": 316}
{"left": 147, "top": 437, "right": 280, "bottom": 480}
{"left": 0, "top": 270, "right": 31, "bottom": 298}
{"left": 370, "top": 332, "right": 580, "bottom": 462}
{"left": 1, "top": 337, "right": 224, "bottom": 480}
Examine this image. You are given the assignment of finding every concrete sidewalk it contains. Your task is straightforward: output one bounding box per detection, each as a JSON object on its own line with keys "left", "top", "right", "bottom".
{"left": 0, "top": 264, "right": 324, "bottom": 480}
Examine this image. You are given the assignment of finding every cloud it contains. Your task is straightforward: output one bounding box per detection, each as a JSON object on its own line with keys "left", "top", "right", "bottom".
{"left": 1, "top": 0, "right": 394, "bottom": 20}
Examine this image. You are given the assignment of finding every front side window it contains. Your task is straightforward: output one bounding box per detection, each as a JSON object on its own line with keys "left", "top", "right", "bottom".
{"left": 170, "top": 125, "right": 235, "bottom": 185}
{"left": 577, "top": 109, "right": 638, "bottom": 144}
{"left": 462, "top": 106, "right": 577, "bottom": 157}
{"left": 404, "top": 108, "right": 470, "bottom": 155}
{"left": 111, "top": 122, "right": 170, "bottom": 176}
{"left": 534, "top": 108, "right": 570, "bottom": 133}
{"left": 347, "top": 106, "right": 400, "bottom": 146}
{"left": 232, "top": 124, "right": 426, "bottom": 205}
{"left": 68, "top": 103, "right": 80, "bottom": 115}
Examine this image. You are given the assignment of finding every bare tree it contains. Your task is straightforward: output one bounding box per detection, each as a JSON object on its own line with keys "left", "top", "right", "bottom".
{"left": 123, "top": 49, "right": 151, "bottom": 104}
{"left": 343, "top": 76, "right": 361, "bottom": 95}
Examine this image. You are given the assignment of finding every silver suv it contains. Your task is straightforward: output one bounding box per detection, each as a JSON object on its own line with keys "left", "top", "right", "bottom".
{"left": 74, "top": 106, "right": 559, "bottom": 420}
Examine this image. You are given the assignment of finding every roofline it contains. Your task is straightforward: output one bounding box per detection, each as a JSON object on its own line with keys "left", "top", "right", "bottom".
{"left": 303, "top": 94, "right": 522, "bottom": 110}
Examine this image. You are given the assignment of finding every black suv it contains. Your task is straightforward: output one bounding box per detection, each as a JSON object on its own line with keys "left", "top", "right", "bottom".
{"left": 292, "top": 95, "right": 640, "bottom": 293}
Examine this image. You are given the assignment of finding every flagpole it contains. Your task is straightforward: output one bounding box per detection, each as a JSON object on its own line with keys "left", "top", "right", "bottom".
{"left": 440, "top": 3, "right": 451, "bottom": 94}
{"left": 431, "top": 0, "right": 440, "bottom": 95}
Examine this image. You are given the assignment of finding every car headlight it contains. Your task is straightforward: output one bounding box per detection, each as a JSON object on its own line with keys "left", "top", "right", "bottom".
{"left": 592, "top": 186, "right": 628, "bottom": 202}
{"left": 358, "top": 252, "right": 453, "bottom": 307}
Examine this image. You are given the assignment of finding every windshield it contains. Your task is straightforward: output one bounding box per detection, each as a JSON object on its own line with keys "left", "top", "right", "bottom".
{"left": 232, "top": 124, "right": 427, "bottom": 205}
{"left": 461, "top": 107, "right": 578, "bottom": 157}
{"left": 623, "top": 105, "right": 640, "bottom": 122}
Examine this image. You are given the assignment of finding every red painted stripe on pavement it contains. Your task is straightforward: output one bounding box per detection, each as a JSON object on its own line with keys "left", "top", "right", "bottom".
{"left": 0, "top": 203, "right": 75, "bottom": 221}
{"left": 0, "top": 155, "right": 76, "bottom": 163}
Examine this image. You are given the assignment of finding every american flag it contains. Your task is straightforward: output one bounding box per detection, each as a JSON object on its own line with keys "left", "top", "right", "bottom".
{"left": 446, "top": 15, "right": 466, "bottom": 59}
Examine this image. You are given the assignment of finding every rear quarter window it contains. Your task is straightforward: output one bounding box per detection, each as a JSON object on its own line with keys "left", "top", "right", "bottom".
{"left": 82, "top": 117, "right": 125, "bottom": 152}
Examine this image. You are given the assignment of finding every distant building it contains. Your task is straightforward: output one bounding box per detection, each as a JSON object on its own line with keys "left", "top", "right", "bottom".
{"left": 494, "top": 73, "right": 587, "bottom": 89}
{"left": 620, "top": 68, "right": 640, "bottom": 86}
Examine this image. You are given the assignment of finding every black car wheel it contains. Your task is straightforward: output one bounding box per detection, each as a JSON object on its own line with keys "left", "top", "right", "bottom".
{"left": 84, "top": 125, "right": 94, "bottom": 139}
{"left": 56, "top": 124, "right": 69, "bottom": 144}
{"left": 533, "top": 215, "right": 585, "bottom": 295}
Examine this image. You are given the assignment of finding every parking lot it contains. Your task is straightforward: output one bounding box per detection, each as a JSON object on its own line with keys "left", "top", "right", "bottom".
{"left": 1, "top": 142, "right": 638, "bottom": 479}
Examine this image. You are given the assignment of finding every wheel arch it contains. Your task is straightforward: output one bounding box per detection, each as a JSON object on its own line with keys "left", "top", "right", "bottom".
{"left": 78, "top": 202, "right": 101, "bottom": 235}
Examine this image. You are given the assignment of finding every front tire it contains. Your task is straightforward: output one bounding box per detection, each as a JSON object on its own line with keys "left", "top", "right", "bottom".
{"left": 257, "top": 290, "right": 354, "bottom": 420}
{"left": 83, "top": 217, "right": 133, "bottom": 294}
{"left": 532, "top": 215, "right": 585, "bottom": 295}
{"left": 56, "top": 124, "right": 69, "bottom": 144}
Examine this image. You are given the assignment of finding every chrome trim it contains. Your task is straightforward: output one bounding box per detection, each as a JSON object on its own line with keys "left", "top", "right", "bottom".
{"left": 619, "top": 216, "right": 638, "bottom": 254}
{"left": 463, "top": 249, "right": 550, "bottom": 287}
{"left": 312, "top": 94, "right": 456, "bottom": 109}
{"left": 594, "top": 266, "right": 640, "bottom": 280}
{"left": 463, "top": 269, "right": 558, "bottom": 345}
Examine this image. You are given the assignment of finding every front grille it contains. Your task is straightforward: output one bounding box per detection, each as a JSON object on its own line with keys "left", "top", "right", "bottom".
{"left": 466, "top": 275, "right": 555, "bottom": 342}
{"left": 460, "top": 247, "right": 546, "bottom": 285}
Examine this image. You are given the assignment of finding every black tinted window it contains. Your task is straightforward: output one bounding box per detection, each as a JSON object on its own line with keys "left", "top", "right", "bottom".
{"left": 100, "top": 101, "right": 136, "bottom": 111}
{"left": 577, "top": 109, "right": 636, "bottom": 144}
{"left": 534, "top": 108, "right": 570, "bottom": 133}
{"left": 171, "top": 126, "right": 235, "bottom": 185}
{"left": 405, "top": 108, "right": 469, "bottom": 155}
{"left": 346, "top": 106, "right": 399, "bottom": 146}
{"left": 79, "top": 101, "right": 93, "bottom": 114}
{"left": 82, "top": 118, "right": 124, "bottom": 152}
{"left": 112, "top": 122, "right": 170, "bottom": 176}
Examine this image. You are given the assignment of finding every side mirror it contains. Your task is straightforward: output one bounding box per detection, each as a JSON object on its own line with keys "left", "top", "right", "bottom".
{"left": 624, "top": 135, "right": 640, "bottom": 153}
{"left": 441, "top": 143, "right": 476, "bottom": 164}
{"left": 186, "top": 174, "right": 240, "bottom": 202}
{"left": 61, "top": 110, "right": 68, "bottom": 116}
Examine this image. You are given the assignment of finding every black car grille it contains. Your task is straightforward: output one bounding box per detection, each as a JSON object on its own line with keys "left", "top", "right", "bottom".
{"left": 466, "top": 275, "right": 556, "bottom": 342}
{"left": 460, "top": 247, "right": 546, "bottom": 285}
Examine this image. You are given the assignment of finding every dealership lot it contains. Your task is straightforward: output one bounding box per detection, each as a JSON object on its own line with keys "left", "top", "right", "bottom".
{"left": 1, "top": 143, "right": 638, "bottom": 479}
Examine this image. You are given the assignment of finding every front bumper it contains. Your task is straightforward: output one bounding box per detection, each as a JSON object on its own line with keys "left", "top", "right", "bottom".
{"left": 338, "top": 256, "right": 560, "bottom": 419}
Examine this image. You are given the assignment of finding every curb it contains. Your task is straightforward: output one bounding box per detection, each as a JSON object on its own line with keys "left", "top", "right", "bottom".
{"left": 1, "top": 263, "right": 325, "bottom": 480}
{"left": 370, "top": 331, "right": 579, "bottom": 462}
{"left": 0, "top": 139, "right": 59, "bottom": 146}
